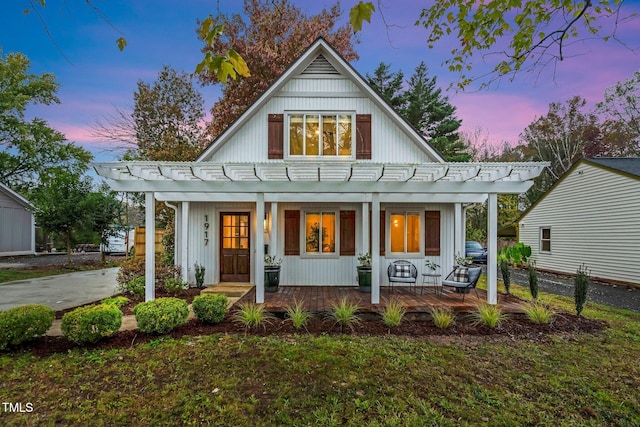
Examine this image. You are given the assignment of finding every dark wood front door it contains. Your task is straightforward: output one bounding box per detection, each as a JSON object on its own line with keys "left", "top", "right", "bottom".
{"left": 220, "top": 213, "right": 250, "bottom": 282}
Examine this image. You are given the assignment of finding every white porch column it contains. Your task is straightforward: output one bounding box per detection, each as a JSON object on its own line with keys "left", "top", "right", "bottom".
{"left": 255, "top": 193, "right": 265, "bottom": 303}
{"left": 181, "top": 201, "right": 189, "bottom": 283}
{"left": 487, "top": 193, "right": 498, "bottom": 304}
{"left": 145, "top": 192, "right": 155, "bottom": 301}
{"left": 454, "top": 203, "right": 463, "bottom": 258}
{"left": 371, "top": 193, "right": 380, "bottom": 304}
{"left": 270, "top": 202, "right": 278, "bottom": 256}
{"left": 361, "top": 201, "right": 370, "bottom": 254}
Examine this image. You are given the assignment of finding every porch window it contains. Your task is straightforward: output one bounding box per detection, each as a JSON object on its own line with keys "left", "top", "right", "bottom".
{"left": 540, "top": 227, "right": 551, "bottom": 252}
{"left": 305, "top": 211, "right": 337, "bottom": 254}
{"left": 289, "top": 114, "right": 353, "bottom": 157}
{"left": 390, "top": 212, "right": 420, "bottom": 254}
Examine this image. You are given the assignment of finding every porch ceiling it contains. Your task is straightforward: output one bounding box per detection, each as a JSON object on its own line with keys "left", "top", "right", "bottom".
{"left": 94, "top": 161, "right": 548, "bottom": 190}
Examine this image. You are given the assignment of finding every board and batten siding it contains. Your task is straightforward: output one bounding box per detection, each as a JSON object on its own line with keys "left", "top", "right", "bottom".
{"left": 185, "top": 201, "right": 453, "bottom": 286}
{"left": 0, "top": 190, "right": 34, "bottom": 256}
{"left": 519, "top": 162, "right": 640, "bottom": 285}
{"left": 204, "top": 75, "right": 433, "bottom": 164}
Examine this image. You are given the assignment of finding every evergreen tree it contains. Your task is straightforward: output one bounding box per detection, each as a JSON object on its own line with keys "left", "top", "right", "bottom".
{"left": 366, "top": 63, "right": 406, "bottom": 110}
{"left": 401, "top": 62, "right": 468, "bottom": 161}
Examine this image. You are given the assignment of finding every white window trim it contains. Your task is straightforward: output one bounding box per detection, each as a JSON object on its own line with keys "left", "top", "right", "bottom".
{"left": 285, "top": 112, "right": 355, "bottom": 161}
{"left": 300, "top": 209, "right": 340, "bottom": 259}
{"left": 539, "top": 226, "right": 551, "bottom": 253}
{"left": 388, "top": 211, "right": 422, "bottom": 258}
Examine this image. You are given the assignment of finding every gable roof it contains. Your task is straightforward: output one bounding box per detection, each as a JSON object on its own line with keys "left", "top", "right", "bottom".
{"left": 0, "top": 182, "right": 33, "bottom": 209}
{"left": 587, "top": 157, "right": 640, "bottom": 179}
{"left": 196, "top": 37, "right": 445, "bottom": 163}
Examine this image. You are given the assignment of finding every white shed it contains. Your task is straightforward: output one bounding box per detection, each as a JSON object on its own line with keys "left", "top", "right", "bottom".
{"left": 518, "top": 158, "right": 640, "bottom": 286}
{"left": 0, "top": 183, "right": 35, "bottom": 257}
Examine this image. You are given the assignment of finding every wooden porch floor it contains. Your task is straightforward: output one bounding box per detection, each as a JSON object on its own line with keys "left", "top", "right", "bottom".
{"left": 235, "top": 285, "right": 525, "bottom": 314}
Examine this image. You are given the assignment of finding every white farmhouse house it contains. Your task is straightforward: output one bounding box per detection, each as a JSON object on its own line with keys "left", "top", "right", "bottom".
{"left": 518, "top": 157, "right": 640, "bottom": 286}
{"left": 95, "top": 38, "right": 547, "bottom": 304}
{"left": 0, "top": 182, "right": 35, "bottom": 257}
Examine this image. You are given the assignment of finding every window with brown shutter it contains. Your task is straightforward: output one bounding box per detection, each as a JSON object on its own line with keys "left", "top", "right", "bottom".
{"left": 355, "top": 114, "right": 371, "bottom": 159}
{"left": 284, "top": 210, "right": 300, "bottom": 255}
{"left": 339, "top": 210, "right": 356, "bottom": 256}
{"left": 425, "top": 210, "right": 441, "bottom": 256}
{"left": 369, "top": 210, "right": 385, "bottom": 256}
{"left": 268, "top": 114, "right": 284, "bottom": 159}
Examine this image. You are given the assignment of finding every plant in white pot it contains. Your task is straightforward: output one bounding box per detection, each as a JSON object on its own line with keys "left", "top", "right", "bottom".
{"left": 264, "top": 255, "right": 282, "bottom": 293}
{"left": 356, "top": 252, "right": 372, "bottom": 293}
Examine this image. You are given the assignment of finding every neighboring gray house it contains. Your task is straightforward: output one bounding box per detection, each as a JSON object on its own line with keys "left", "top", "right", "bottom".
{"left": 518, "top": 157, "right": 640, "bottom": 287}
{"left": 0, "top": 183, "right": 35, "bottom": 257}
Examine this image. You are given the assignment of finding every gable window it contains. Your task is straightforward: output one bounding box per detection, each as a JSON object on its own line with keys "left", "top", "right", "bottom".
{"left": 289, "top": 114, "right": 352, "bottom": 157}
{"left": 540, "top": 227, "right": 551, "bottom": 252}
{"left": 390, "top": 212, "right": 420, "bottom": 254}
{"left": 305, "top": 211, "right": 337, "bottom": 254}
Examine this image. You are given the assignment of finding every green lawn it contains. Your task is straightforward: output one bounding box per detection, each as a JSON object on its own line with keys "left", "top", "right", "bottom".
{"left": 1, "top": 283, "right": 639, "bottom": 426}
{"left": 0, "top": 262, "right": 121, "bottom": 284}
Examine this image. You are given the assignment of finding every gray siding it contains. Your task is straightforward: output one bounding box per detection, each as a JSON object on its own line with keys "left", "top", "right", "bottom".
{"left": 0, "top": 187, "right": 34, "bottom": 256}
{"left": 519, "top": 162, "right": 640, "bottom": 285}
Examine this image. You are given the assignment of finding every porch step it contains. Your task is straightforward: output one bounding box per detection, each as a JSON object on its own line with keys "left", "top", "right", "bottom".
{"left": 201, "top": 283, "right": 254, "bottom": 298}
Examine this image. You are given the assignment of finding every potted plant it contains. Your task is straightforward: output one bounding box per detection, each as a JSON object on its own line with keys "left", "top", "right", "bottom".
{"left": 425, "top": 260, "right": 440, "bottom": 272}
{"left": 454, "top": 252, "right": 473, "bottom": 267}
{"left": 356, "top": 252, "right": 372, "bottom": 293}
{"left": 264, "top": 255, "right": 282, "bottom": 293}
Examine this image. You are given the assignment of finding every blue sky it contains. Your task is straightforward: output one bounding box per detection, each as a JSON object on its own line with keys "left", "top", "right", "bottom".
{"left": 1, "top": 0, "right": 639, "bottom": 164}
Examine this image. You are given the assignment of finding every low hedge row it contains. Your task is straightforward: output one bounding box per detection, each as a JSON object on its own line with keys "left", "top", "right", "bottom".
{"left": 61, "top": 304, "right": 123, "bottom": 345}
{"left": 0, "top": 304, "right": 55, "bottom": 350}
{"left": 133, "top": 297, "right": 189, "bottom": 334}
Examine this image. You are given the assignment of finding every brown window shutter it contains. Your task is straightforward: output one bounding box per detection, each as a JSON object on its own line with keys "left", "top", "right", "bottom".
{"left": 340, "top": 210, "right": 356, "bottom": 256}
{"left": 356, "top": 114, "right": 371, "bottom": 159}
{"left": 268, "top": 114, "right": 284, "bottom": 159}
{"left": 425, "top": 210, "right": 441, "bottom": 256}
{"left": 284, "top": 210, "right": 300, "bottom": 255}
{"left": 369, "top": 210, "right": 385, "bottom": 256}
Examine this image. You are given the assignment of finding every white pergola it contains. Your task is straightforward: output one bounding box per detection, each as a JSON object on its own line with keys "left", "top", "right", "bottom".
{"left": 95, "top": 161, "right": 548, "bottom": 305}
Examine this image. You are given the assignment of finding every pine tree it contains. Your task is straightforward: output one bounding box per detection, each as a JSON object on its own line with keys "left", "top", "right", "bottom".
{"left": 401, "top": 62, "right": 468, "bottom": 162}
{"left": 366, "top": 62, "right": 406, "bottom": 110}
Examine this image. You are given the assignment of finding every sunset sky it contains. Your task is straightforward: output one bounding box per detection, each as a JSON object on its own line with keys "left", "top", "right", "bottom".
{"left": 1, "top": 0, "right": 639, "bottom": 164}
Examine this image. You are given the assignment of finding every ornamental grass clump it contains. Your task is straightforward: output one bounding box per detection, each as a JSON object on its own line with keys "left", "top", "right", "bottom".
{"left": 133, "top": 298, "right": 189, "bottom": 334}
{"left": 524, "top": 302, "right": 554, "bottom": 325}
{"left": 284, "top": 299, "right": 312, "bottom": 330}
{"left": 192, "top": 294, "right": 228, "bottom": 324}
{"left": 61, "top": 304, "right": 122, "bottom": 345}
{"left": 328, "top": 297, "right": 362, "bottom": 333}
{"left": 233, "top": 302, "right": 273, "bottom": 332}
{"left": 381, "top": 297, "right": 406, "bottom": 328}
{"left": 471, "top": 303, "right": 507, "bottom": 329}
{"left": 0, "top": 304, "right": 55, "bottom": 350}
{"left": 575, "top": 264, "right": 591, "bottom": 316}
{"left": 430, "top": 306, "right": 455, "bottom": 329}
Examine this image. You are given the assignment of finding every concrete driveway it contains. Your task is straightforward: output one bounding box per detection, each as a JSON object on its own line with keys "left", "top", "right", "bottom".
{"left": 0, "top": 268, "right": 119, "bottom": 312}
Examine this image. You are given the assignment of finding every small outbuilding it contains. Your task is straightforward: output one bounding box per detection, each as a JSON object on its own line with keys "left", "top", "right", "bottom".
{"left": 518, "top": 157, "right": 640, "bottom": 287}
{"left": 0, "top": 182, "right": 35, "bottom": 257}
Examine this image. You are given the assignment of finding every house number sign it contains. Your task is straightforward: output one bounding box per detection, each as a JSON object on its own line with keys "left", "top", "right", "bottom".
{"left": 204, "top": 215, "right": 209, "bottom": 246}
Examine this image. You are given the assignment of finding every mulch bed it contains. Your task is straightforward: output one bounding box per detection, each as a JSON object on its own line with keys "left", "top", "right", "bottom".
{"left": 15, "top": 308, "right": 606, "bottom": 357}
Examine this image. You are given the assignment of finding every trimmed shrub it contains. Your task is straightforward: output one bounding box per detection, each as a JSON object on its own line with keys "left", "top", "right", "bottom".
{"left": 118, "top": 276, "right": 145, "bottom": 299}
{"left": 101, "top": 296, "right": 130, "bottom": 308}
{"left": 500, "top": 260, "right": 511, "bottom": 294}
{"left": 61, "top": 304, "right": 122, "bottom": 345}
{"left": 163, "top": 277, "right": 189, "bottom": 295}
{"left": 192, "top": 294, "right": 228, "bottom": 324}
{"left": 0, "top": 304, "right": 55, "bottom": 350}
{"left": 133, "top": 298, "right": 189, "bottom": 334}
{"left": 528, "top": 261, "right": 539, "bottom": 300}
